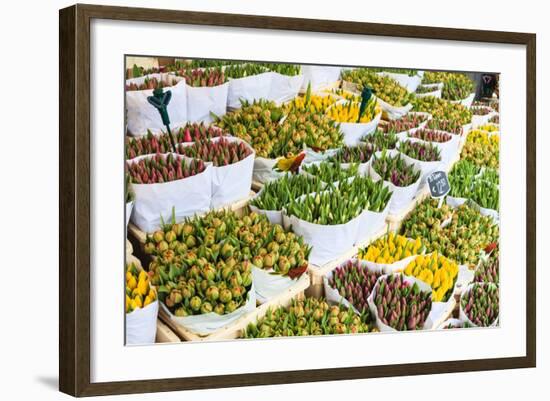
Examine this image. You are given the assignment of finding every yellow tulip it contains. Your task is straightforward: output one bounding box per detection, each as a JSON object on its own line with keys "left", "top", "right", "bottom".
{"left": 127, "top": 275, "right": 137, "bottom": 291}
{"left": 137, "top": 277, "right": 149, "bottom": 297}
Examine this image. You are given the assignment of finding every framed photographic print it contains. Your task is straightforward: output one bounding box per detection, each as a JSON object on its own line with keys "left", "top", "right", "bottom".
{"left": 59, "top": 4, "right": 536, "bottom": 397}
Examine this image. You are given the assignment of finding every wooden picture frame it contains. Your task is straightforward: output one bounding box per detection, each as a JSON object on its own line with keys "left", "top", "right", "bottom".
{"left": 59, "top": 3, "right": 536, "bottom": 397}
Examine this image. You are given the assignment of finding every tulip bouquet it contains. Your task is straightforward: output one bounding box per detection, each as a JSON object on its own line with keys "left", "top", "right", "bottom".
{"left": 401, "top": 200, "right": 499, "bottom": 266}
{"left": 359, "top": 233, "right": 424, "bottom": 265}
{"left": 461, "top": 283, "right": 499, "bottom": 327}
{"left": 329, "top": 88, "right": 361, "bottom": 102}
{"left": 214, "top": 99, "right": 343, "bottom": 159}
{"left": 400, "top": 199, "right": 453, "bottom": 234}
{"left": 145, "top": 209, "right": 311, "bottom": 279}
{"left": 126, "top": 263, "right": 156, "bottom": 313}
{"left": 146, "top": 210, "right": 312, "bottom": 317}
{"left": 371, "top": 151, "right": 421, "bottom": 187}
{"left": 471, "top": 106, "right": 493, "bottom": 116}
{"left": 379, "top": 113, "right": 428, "bottom": 134}
{"left": 284, "top": 93, "right": 338, "bottom": 114}
{"left": 422, "top": 72, "right": 474, "bottom": 101}
{"left": 360, "top": 129, "right": 399, "bottom": 151}
{"left": 125, "top": 76, "right": 179, "bottom": 91}
{"left": 415, "top": 85, "right": 438, "bottom": 94}
{"left": 460, "top": 141, "right": 499, "bottom": 169}
{"left": 176, "top": 137, "right": 252, "bottom": 167}
{"left": 169, "top": 59, "right": 237, "bottom": 69}
{"left": 479, "top": 167, "right": 499, "bottom": 185}
{"left": 467, "top": 129, "right": 499, "bottom": 146}
{"left": 224, "top": 63, "right": 268, "bottom": 79}
{"left": 372, "top": 274, "right": 433, "bottom": 331}
{"left": 474, "top": 248, "right": 499, "bottom": 284}
{"left": 448, "top": 159, "right": 480, "bottom": 198}
{"left": 461, "top": 130, "right": 499, "bottom": 169}
{"left": 327, "top": 143, "right": 376, "bottom": 164}
{"left": 398, "top": 141, "right": 442, "bottom": 162}
{"left": 243, "top": 297, "right": 374, "bottom": 337}
{"left": 260, "top": 63, "right": 301, "bottom": 76}
{"left": 408, "top": 128, "right": 453, "bottom": 143}
{"left": 250, "top": 174, "right": 323, "bottom": 211}
{"left": 125, "top": 123, "right": 225, "bottom": 159}
{"left": 281, "top": 111, "right": 344, "bottom": 155}
{"left": 425, "top": 118, "right": 464, "bottom": 135}
{"left": 326, "top": 99, "right": 380, "bottom": 123}
{"left": 285, "top": 177, "right": 392, "bottom": 225}
{"left": 366, "top": 67, "right": 419, "bottom": 77}
{"left": 328, "top": 259, "right": 383, "bottom": 313}
{"left": 301, "top": 161, "right": 359, "bottom": 183}
{"left": 478, "top": 123, "right": 499, "bottom": 133}
{"left": 126, "top": 64, "right": 161, "bottom": 79}
{"left": 340, "top": 69, "right": 413, "bottom": 107}
{"left": 441, "top": 74, "right": 475, "bottom": 101}
{"left": 126, "top": 153, "right": 206, "bottom": 184}
{"left": 412, "top": 96, "right": 472, "bottom": 125}
{"left": 404, "top": 252, "right": 459, "bottom": 302}
{"left": 422, "top": 71, "right": 453, "bottom": 84}
{"left": 175, "top": 67, "right": 226, "bottom": 87}
{"left": 445, "top": 202, "right": 499, "bottom": 263}
{"left": 471, "top": 179, "right": 499, "bottom": 211}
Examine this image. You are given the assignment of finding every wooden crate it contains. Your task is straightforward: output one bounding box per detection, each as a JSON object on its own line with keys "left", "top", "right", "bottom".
{"left": 128, "top": 191, "right": 255, "bottom": 247}
{"left": 155, "top": 319, "right": 181, "bottom": 343}
{"left": 305, "top": 226, "right": 388, "bottom": 299}
{"left": 158, "top": 273, "right": 310, "bottom": 342}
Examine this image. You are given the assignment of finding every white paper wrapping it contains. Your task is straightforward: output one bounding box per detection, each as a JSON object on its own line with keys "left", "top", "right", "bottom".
{"left": 126, "top": 73, "right": 188, "bottom": 137}
{"left": 125, "top": 301, "right": 159, "bottom": 345}
{"left": 252, "top": 267, "right": 301, "bottom": 304}
{"left": 125, "top": 201, "right": 134, "bottom": 230}
{"left": 130, "top": 154, "right": 212, "bottom": 233}
{"left": 285, "top": 192, "right": 361, "bottom": 266}
{"left": 400, "top": 147, "right": 444, "bottom": 187}
{"left": 471, "top": 110, "right": 498, "bottom": 129}
{"left": 330, "top": 106, "right": 382, "bottom": 146}
{"left": 179, "top": 137, "right": 254, "bottom": 209}
{"left": 436, "top": 318, "right": 466, "bottom": 330}
{"left": 252, "top": 156, "right": 285, "bottom": 184}
{"left": 367, "top": 274, "right": 435, "bottom": 331}
{"left": 322, "top": 259, "right": 385, "bottom": 313}
{"left": 227, "top": 71, "right": 274, "bottom": 109}
{"left": 377, "top": 71, "right": 423, "bottom": 93}
{"left": 459, "top": 282, "right": 499, "bottom": 327}
{"left": 356, "top": 192, "right": 391, "bottom": 243}
{"left": 375, "top": 96, "right": 414, "bottom": 120}
{"left": 161, "top": 283, "right": 256, "bottom": 336}
{"left": 405, "top": 132, "right": 461, "bottom": 167}
{"left": 248, "top": 188, "right": 285, "bottom": 227}
{"left": 268, "top": 72, "right": 304, "bottom": 104}
{"left": 300, "top": 65, "right": 342, "bottom": 91}
{"left": 446, "top": 196, "right": 499, "bottom": 224}
{"left": 369, "top": 149, "right": 422, "bottom": 215}
{"left": 186, "top": 82, "right": 229, "bottom": 123}
{"left": 416, "top": 83, "right": 444, "bottom": 98}
{"left": 450, "top": 92, "right": 475, "bottom": 108}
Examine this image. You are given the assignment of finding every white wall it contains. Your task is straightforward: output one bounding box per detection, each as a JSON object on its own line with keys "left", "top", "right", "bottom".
{"left": 0, "top": 0, "right": 545, "bottom": 399}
